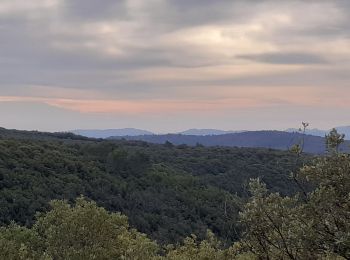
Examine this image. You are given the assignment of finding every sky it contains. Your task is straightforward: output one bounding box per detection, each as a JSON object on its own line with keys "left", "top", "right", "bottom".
{"left": 0, "top": 0, "right": 349, "bottom": 133}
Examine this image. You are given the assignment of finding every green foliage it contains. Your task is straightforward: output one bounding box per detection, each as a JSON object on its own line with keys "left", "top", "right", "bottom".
{"left": 0, "top": 198, "right": 158, "bottom": 260}
{"left": 0, "top": 223, "right": 43, "bottom": 260}
{"left": 238, "top": 180, "right": 309, "bottom": 259}
{"left": 298, "top": 154, "right": 350, "bottom": 258}
{"left": 238, "top": 129, "right": 350, "bottom": 259}
{"left": 0, "top": 198, "right": 244, "bottom": 260}
{"left": 164, "top": 231, "right": 230, "bottom": 260}
{"left": 0, "top": 126, "right": 348, "bottom": 259}
{"left": 326, "top": 128, "right": 345, "bottom": 153}
{"left": 0, "top": 133, "right": 302, "bottom": 244}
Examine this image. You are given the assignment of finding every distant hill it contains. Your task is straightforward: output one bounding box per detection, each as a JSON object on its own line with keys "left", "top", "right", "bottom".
{"left": 71, "top": 128, "right": 154, "bottom": 138}
{"left": 72, "top": 126, "right": 350, "bottom": 140}
{"left": 110, "top": 131, "right": 350, "bottom": 154}
{"left": 285, "top": 128, "right": 328, "bottom": 137}
{"left": 286, "top": 126, "right": 350, "bottom": 140}
{"left": 72, "top": 128, "right": 239, "bottom": 138}
{"left": 0, "top": 127, "right": 91, "bottom": 141}
{"left": 179, "top": 129, "right": 238, "bottom": 135}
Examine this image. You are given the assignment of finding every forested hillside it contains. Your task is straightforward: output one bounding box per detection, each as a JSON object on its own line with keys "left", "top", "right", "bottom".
{"left": 0, "top": 128, "right": 305, "bottom": 244}
{"left": 110, "top": 131, "right": 350, "bottom": 154}
{"left": 0, "top": 128, "right": 349, "bottom": 259}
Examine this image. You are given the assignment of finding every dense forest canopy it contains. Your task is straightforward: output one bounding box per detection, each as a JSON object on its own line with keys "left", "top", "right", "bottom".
{"left": 0, "top": 128, "right": 305, "bottom": 244}
{"left": 0, "top": 128, "right": 349, "bottom": 259}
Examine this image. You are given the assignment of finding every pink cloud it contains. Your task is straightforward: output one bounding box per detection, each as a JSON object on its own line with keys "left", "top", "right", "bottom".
{"left": 1, "top": 85, "right": 350, "bottom": 116}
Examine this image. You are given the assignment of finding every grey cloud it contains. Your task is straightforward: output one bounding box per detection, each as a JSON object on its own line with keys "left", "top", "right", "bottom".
{"left": 0, "top": 0, "right": 349, "bottom": 98}
{"left": 204, "top": 68, "right": 350, "bottom": 88}
{"left": 62, "top": 0, "right": 128, "bottom": 21}
{"left": 140, "top": 0, "right": 268, "bottom": 31}
{"left": 237, "top": 52, "right": 328, "bottom": 65}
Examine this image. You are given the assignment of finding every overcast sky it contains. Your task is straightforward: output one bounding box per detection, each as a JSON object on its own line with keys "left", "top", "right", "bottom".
{"left": 0, "top": 0, "right": 349, "bottom": 132}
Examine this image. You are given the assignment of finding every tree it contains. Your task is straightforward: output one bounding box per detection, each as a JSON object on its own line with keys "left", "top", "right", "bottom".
{"left": 0, "top": 197, "right": 159, "bottom": 260}
{"left": 164, "top": 231, "right": 230, "bottom": 260}
{"left": 0, "top": 223, "right": 44, "bottom": 260}
{"left": 236, "top": 129, "right": 350, "bottom": 259}
{"left": 326, "top": 128, "right": 345, "bottom": 153}
{"left": 236, "top": 179, "right": 307, "bottom": 259}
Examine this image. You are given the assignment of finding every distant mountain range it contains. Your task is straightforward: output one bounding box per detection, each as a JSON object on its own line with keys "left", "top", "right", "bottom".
{"left": 109, "top": 131, "right": 350, "bottom": 154}
{"left": 179, "top": 129, "right": 240, "bottom": 135}
{"left": 71, "top": 128, "right": 239, "bottom": 138}
{"left": 286, "top": 126, "right": 350, "bottom": 140}
{"left": 69, "top": 127, "right": 350, "bottom": 154}
{"left": 1, "top": 126, "right": 349, "bottom": 154}
{"left": 72, "top": 126, "right": 350, "bottom": 140}
{"left": 71, "top": 128, "right": 154, "bottom": 139}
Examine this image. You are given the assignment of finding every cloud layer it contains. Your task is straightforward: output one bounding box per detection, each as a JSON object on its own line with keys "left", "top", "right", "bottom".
{"left": 0, "top": 0, "right": 349, "bottom": 131}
